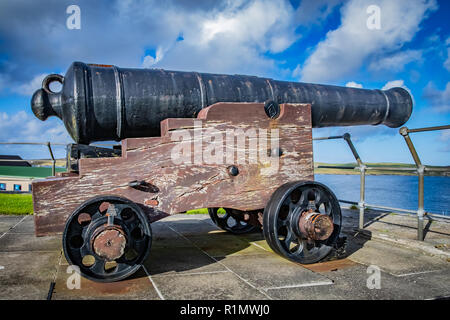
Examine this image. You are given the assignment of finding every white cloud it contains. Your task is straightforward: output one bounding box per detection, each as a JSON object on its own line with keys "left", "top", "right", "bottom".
{"left": 440, "top": 130, "right": 450, "bottom": 141}
{"left": 295, "top": 0, "right": 341, "bottom": 26}
{"left": 444, "top": 47, "right": 450, "bottom": 72}
{"left": 369, "top": 49, "right": 422, "bottom": 72}
{"left": 142, "top": 46, "right": 165, "bottom": 68}
{"left": 0, "top": 111, "right": 72, "bottom": 159}
{"left": 116, "top": 0, "right": 300, "bottom": 76}
{"left": 382, "top": 79, "right": 407, "bottom": 90}
{"left": 381, "top": 79, "right": 414, "bottom": 103}
{"left": 423, "top": 82, "right": 450, "bottom": 112}
{"left": 298, "top": 0, "right": 437, "bottom": 82}
{"left": 438, "top": 130, "right": 450, "bottom": 152}
{"left": 346, "top": 81, "right": 363, "bottom": 88}
{"left": 0, "top": 111, "right": 72, "bottom": 144}
{"left": 12, "top": 73, "right": 47, "bottom": 96}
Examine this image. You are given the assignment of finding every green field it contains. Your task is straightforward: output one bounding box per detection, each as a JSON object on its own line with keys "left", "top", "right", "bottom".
{"left": 0, "top": 193, "right": 208, "bottom": 216}
{"left": 0, "top": 193, "right": 33, "bottom": 215}
{"left": 314, "top": 162, "right": 448, "bottom": 176}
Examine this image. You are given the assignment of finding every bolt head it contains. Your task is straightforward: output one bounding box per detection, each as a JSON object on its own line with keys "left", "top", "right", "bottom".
{"left": 228, "top": 165, "right": 239, "bottom": 176}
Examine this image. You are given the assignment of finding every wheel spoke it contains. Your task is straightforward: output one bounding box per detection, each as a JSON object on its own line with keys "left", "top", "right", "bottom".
{"left": 299, "top": 191, "right": 309, "bottom": 207}
{"left": 79, "top": 242, "right": 92, "bottom": 256}
{"left": 89, "top": 258, "right": 106, "bottom": 275}
{"left": 283, "top": 229, "right": 295, "bottom": 249}
{"left": 132, "top": 238, "right": 147, "bottom": 255}
{"left": 115, "top": 262, "right": 132, "bottom": 273}
{"left": 277, "top": 218, "right": 287, "bottom": 226}
{"left": 294, "top": 240, "right": 304, "bottom": 254}
{"left": 209, "top": 208, "right": 258, "bottom": 234}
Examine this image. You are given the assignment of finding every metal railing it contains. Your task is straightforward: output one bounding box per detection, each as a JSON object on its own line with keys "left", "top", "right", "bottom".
{"left": 0, "top": 142, "right": 66, "bottom": 176}
{"left": 313, "top": 124, "right": 450, "bottom": 241}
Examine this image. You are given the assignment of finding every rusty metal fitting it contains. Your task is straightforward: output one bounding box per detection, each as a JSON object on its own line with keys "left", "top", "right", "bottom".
{"left": 399, "top": 126, "right": 409, "bottom": 136}
{"left": 91, "top": 226, "right": 127, "bottom": 261}
{"left": 298, "top": 211, "right": 334, "bottom": 241}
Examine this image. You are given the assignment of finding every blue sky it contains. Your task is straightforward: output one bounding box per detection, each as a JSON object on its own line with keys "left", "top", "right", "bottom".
{"left": 0, "top": 0, "right": 449, "bottom": 165}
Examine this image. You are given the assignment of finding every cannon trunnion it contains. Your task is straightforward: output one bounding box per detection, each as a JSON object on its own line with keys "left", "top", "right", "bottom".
{"left": 30, "top": 63, "right": 413, "bottom": 282}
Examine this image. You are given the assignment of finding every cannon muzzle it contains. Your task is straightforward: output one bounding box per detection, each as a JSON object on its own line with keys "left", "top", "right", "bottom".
{"left": 31, "top": 62, "right": 413, "bottom": 143}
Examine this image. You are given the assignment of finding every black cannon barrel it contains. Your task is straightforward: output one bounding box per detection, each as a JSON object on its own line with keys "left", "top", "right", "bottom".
{"left": 31, "top": 62, "right": 413, "bottom": 144}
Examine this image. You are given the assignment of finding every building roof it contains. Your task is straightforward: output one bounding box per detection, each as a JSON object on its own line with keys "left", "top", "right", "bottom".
{"left": 0, "top": 166, "right": 65, "bottom": 179}
{"left": 0, "top": 155, "right": 31, "bottom": 167}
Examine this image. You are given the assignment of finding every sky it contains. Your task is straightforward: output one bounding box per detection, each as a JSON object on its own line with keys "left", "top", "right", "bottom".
{"left": 0, "top": 0, "right": 449, "bottom": 165}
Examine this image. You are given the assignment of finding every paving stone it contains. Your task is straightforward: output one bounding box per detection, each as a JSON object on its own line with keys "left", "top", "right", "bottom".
{"left": 187, "top": 233, "right": 267, "bottom": 257}
{"left": 0, "top": 232, "right": 61, "bottom": 252}
{"left": 52, "top": 265, "right": 160, "bottom": 300}
{"left": 163, "top": 218, "right": 221, "bottom": 236}
{"left": 267, "top": 262, "right": 450, "bottom": 300}
{"left": 151, "top": 223, "right": 197, "bottom": 248}
{"left": 0, "top": 215, "right": 26, "bottom": 235}
{"left": 0, "top": 251, "right": 60, "bottom": 299}
{"left": 346, "top": 234, "right": 449, "bottom": 276}
{"left": 144, "top": 246, "right": 227, "bottom": 277}
{"left": 8, "top": 215, "right": 35, "bottom": 234}
{"left": 151, "top": 271, "right": 269, "bottom": 300}
{"left": 219, "top": 253, "right": 333, "bottom": 290}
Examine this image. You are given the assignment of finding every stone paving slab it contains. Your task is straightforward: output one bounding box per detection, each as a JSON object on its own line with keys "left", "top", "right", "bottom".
{"left": 52, "top": 265, "right": 161, "bottom": 300}
{"left": 7, "top": 215, "right": 35, "bottom": 234}
{"left": 217, "top": 253, "right": 333, "bottom": 290}
{"left": 150, "top": 271, "right": 269, "bottom": 300}
{"left": 145, "top": 246, "right": 228, "bottom": 277}
{"left": 0, "top": 232, "right": 61, "bottom": 252}
{"left": 346, "top": 234, "right": 449, "bottom": 276}
{"left": 0, "top": 251, "right": 60, "bottom": 299}
{"left": 0, "top": 216, "right": 26, "bottom": 235}
{"left": 0, "top": 212, "right": 449, "bottom": 300}
{"left": 342, "top": 208, "right": 450, "bottom": 257}
{"left": 265, "top": 263, "right": 449, "bottom": 300}
{"left": 186, "top": 233, "right": 268, "bottom": 258}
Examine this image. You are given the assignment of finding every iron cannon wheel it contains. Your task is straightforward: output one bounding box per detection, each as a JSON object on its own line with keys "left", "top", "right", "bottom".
{"left": 208, "top": 208, "right": 260, "bottom": 234}
{"left": 62, "top": 195, "right": 152, "bottom": 282}
{"left": 263, "top": 181, "right": 342, "bottom": 264}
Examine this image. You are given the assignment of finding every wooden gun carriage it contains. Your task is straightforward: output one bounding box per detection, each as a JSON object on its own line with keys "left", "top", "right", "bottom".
{"left": 30, "top": 62, "right": 413, "bottom": 282}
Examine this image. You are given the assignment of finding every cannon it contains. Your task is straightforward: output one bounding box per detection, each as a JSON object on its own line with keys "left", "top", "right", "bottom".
{"left": 30, "top": 62, "right": 413, "bottom": 282}
{"left": 32, "top": 62, "right": 411, "bottom": 144}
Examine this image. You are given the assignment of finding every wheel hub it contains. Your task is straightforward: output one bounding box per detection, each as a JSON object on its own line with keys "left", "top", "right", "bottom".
{"left": 298, "top": 210, "right": 334, "bottom": 241}
{"left": 92, "top": 226, "right": 127, "bottom": 261}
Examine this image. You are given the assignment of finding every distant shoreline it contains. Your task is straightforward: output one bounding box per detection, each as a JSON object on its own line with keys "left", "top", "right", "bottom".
{"left": 314, "top": 162, "right": 449, "bottom": 177}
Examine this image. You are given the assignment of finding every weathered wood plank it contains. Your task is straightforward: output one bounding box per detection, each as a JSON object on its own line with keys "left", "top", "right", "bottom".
{"left": 33, "top": 102, "right": 313, "bottom": 236}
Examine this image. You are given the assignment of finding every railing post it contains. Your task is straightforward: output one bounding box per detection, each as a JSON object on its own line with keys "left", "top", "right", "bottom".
{"left": 417, "top": 165, "right": 425, "bottom": 241}
{"left": 359, "top": 164, "right": 366, "bottom": 229}
{"left": 399, "top": 127, "right": 424, "bottom": 241}
{"left": 46, "top": 142, "right": 56, "bottom": 176}
{"left": 343, "top": 133, "right": 366, "bottom": 229}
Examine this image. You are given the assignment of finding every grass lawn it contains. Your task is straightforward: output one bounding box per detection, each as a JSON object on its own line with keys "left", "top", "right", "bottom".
{"left": 186, "top": 208, "right": 208, "bottom": 214}
{"left": 0, "top": 193, "right": 33, "bottom": 215}
{"left": 0, "top": 193, "right": 208, "bottom": 216}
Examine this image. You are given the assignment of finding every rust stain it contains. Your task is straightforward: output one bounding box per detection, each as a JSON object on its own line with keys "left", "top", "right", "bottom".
{"left": 301, "top": 258, "right": 357, "bottom": 273}
{"left": 144, "top": 199, "right": 159, "bottom": 206}
{"left": 93, "top": 227, "right": 127, "bottom": 261}
{"left": 99, "top": 202, "right": 110, "bottom": 213}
